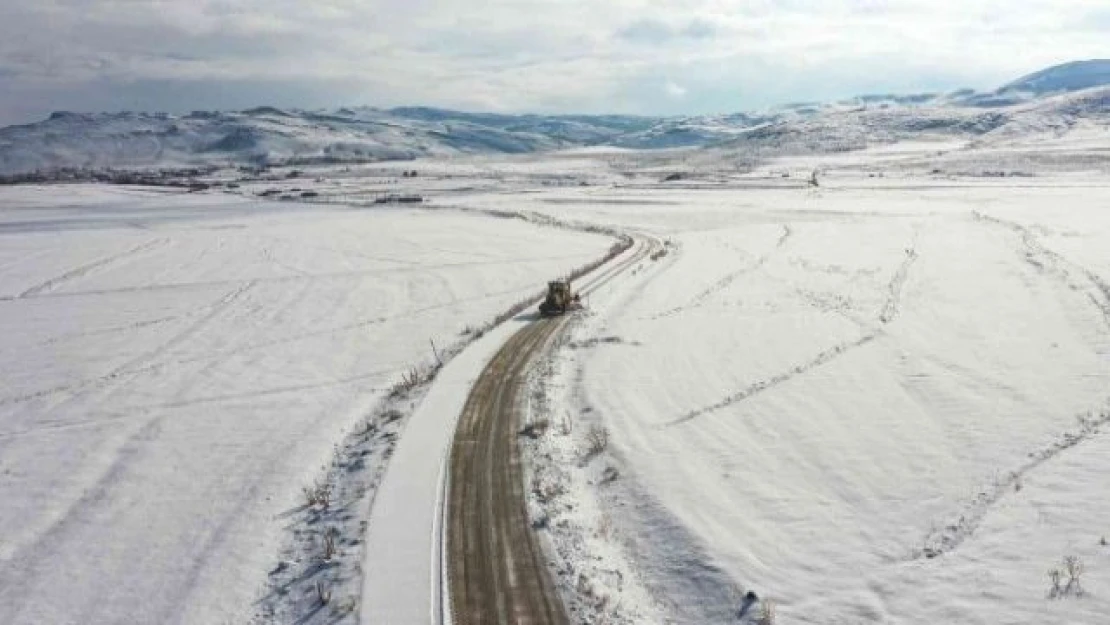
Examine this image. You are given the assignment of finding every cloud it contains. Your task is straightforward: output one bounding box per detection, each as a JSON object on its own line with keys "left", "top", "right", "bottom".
{"left": 617, "top": 17, "right": 718, "bottom": 44}
{"left": 665, "top": 81, "right": 688, "bottom": 98}
{"left": 0, "top": 0, "right": 1108, "bottom": 125}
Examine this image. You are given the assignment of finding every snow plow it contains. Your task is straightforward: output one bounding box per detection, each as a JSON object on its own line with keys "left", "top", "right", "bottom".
{"left": 538, "top": 280, "right": 580, "bottom": 316}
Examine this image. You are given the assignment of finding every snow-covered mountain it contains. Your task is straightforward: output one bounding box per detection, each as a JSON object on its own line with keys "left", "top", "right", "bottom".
{"left": 0, "top": 107, "right": 654, "bottom": 176}
{"left": 1001, "top": 59, "right": 1110, "bottom": 95}
{"left": 2, "top": 60, "right": 1109, "bottom": 176}
{"left": 713, "top": 85, "right": 1110, "bottom": 155}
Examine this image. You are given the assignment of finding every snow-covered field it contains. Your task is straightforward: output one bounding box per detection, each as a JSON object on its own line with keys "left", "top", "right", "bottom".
{"left": 0, "top": 185, "right": 611, "bottom": 624}
{"left": 2, "top": 129, "right": 1109, "bottom": 625}
{"left": 502, "top": 155, "right": 1110, "bottom": 623}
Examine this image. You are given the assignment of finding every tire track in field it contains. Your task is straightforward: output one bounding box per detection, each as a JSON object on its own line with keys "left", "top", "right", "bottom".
{"left": 973, "top": 211, "right": 1110, "bottom": 327}
{"left": 151, "top": 278, "right": 558, "bottom": 369}
{"left": 916, "top": 403, "right": 1110, "bottom": 559}
{"left": 3, "top": 252, "right": 599, "bottom": 302}
{"left": 908, "top": 212, "right": 1110, "bottom": 559}
{"left": 14, "top": 237, "right": 170, "bottom": 299}
{"left": 666, "top": 239, "right": 919, "bottom": 428}
{"left": 32, "top": 314, "right": 184, "bottom": 348}
{"left": 653, "top": 225, "right": 791, "bottom": 320}
{"left": 0, "top": 281, "right": 257, "bottom": 408}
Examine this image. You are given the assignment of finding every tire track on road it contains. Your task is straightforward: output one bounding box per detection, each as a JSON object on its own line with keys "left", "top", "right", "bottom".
{"left": 445, "top": 236, "right": 654, "bottom": 625}
{"left": 448, "top": 319, "right": 570, "bottom": 625}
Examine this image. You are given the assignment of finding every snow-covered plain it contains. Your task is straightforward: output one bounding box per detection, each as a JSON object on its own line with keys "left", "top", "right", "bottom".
{"left": 492, "top": 155, "right": 1110, "bottom": 623}
{"left": 2, "top": 125, "right": 1110, "bottom": 625}
{"left": 0, "top": 185, "right": 611, "bottom": 625}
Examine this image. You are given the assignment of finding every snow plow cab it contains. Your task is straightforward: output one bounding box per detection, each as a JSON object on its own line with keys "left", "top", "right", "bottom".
{"left": 538, "top": 280, "right": 579, "bottom": 316}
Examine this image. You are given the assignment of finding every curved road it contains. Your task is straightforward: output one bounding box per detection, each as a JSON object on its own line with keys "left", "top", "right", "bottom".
{"left": 445, "top": 236, "right": 656, "bottom": 624}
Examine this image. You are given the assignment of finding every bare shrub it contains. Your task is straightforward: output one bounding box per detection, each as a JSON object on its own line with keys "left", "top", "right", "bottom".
{"left": 359, "top": 418, "right": 377, "bottom": 437}
{"left": 520, "top": 418, "right": 550, "bottom": 439}
{"left": 532, "top": 474, "right": 565, "bottom": 503}
{"left": 387, "top": 363, "right": 445, "bottom": 398}
{"left": 402, "top": 366, "right": 420, "bottom": 387}
{"left": 560, "top": 416, "right": 573, "bottom": 436}
{"left": 1049, "top": 555, "right": 1086, "bottom": 598}
{"left": 316, "top": 580, "right": 332, "bottom": 605}
{"left": 758, "top": 600, "right": 776, "bottom": 625}
{"left": 335, "top": 596, "right": 357, "bottom": 615}
{"left": 323, "top": 528, "right": 338, "bottom": 561}
{"left": 303, "top": 481, "right": 331, "bottom": 510}
{"left": 599, "top": 465, "right": 620, "bottom": 485}
{"left": 1064, "top": 555, "right": 1085, "bottom": 593}
{"left": 597, "top": 513, "right": 613, "bottom": 540}
{"left": 387, "top": 367, "right": 421, "bottom": 397}
{"left": 584, "top": 425, "right": 609, "bottom": 458}
{"left": 1048, "top": 566, "right": 1063, "bottom": 597}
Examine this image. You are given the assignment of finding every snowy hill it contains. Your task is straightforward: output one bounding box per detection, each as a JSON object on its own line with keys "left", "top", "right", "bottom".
{"left": 0, "top": 107, "right": 623, "bottom": 176}
{"left": 0, "top": 107, "right": 667, "bottom": 176}
{"left": 714, "top": 85, "right": 1110, "bottom": 155}
{"left": 2, "top": 61, "right": 1110, "bottom": 176}
{"left": 1001, "top": 59, "right": 1110, "bottom": 95}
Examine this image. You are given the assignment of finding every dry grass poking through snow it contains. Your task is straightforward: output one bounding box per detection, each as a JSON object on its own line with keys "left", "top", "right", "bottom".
{"left": 1048, "top": 555, "right": 1087, "bottom": 599}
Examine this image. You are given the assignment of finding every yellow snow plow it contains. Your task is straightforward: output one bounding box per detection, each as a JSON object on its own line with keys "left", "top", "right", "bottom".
{"left": 538, "top": 280, "right": 580, "bottom": 316}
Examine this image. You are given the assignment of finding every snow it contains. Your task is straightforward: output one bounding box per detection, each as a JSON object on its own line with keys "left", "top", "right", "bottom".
{"left": 2, "top": 119, "right": 1110, "bottom": 625}
{"left": 485, "top": 161, "right": 1110, "bottom": 623}
{"left": 359, "top": 236, "right": 645, "bottom": 625}
{"left": 359, "top": 311, "right": 525, "bottom": 624}
{"left": 0, "top": 185, "right": 611, "bottom": 625}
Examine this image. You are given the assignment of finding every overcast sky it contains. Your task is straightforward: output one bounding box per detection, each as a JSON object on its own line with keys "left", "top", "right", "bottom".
{"left": 1, "top": 1, "right": 1107, "bottom": 126}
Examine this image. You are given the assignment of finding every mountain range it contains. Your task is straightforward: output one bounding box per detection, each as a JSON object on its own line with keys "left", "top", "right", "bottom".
{"left": 1, "top": 60, "right": 1108, "bottom": 176}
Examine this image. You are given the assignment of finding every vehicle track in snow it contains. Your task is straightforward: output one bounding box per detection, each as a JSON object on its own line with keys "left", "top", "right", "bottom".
{"left": 910, "top": 212, "right": 1110, "bottom": 559}
{"left": 0, "top": 280, "right": 257, "bottom": 409}
{"left": 917, "top": 403, "right": 1110, "bottom": 559}
{"left": 0, "top": 253, "right": 595, "bottom": 302}
{"left": 973, "top": 211, "right": 1110, "bottom": 327}
{"left": 445, "top": 237, "right": 656, "bottom": 625}
{"left": 653, "top": 224, "right": 791, "bottom": 320}
{"left": 447, "top": 317, "right": 572, "bottom": 625}
{"left": 666, "top": 238, "right": 919, "bottom": 427}
{"left": 12, "top": 237, "right": 169, "bottom": 299}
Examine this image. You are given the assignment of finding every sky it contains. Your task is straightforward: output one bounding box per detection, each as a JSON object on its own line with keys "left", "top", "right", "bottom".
{"left": 0, "top": 0, "right": 1108, "bottom": 126}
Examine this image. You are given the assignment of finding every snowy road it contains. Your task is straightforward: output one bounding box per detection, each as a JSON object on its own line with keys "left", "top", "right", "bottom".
{"left": 445, "top": 237, "right": 656, "bottom": 625}
{"left": 360, "top": 236, "right": 651, "bottom": 625}
{"left": 447, "top": 315, "right": 573, "bottom": 625}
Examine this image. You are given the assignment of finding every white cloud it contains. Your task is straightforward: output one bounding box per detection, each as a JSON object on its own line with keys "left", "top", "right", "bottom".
{"left": 0, "top": 0, "right": 1107, "bottom": 124}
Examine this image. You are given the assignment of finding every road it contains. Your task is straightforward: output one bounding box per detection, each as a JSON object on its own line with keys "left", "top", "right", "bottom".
{"left": 445, "top": 236, "right": 656, "bottom": 625}
{"left": 446, "top": 316, "right": 570, "bottom": 625}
